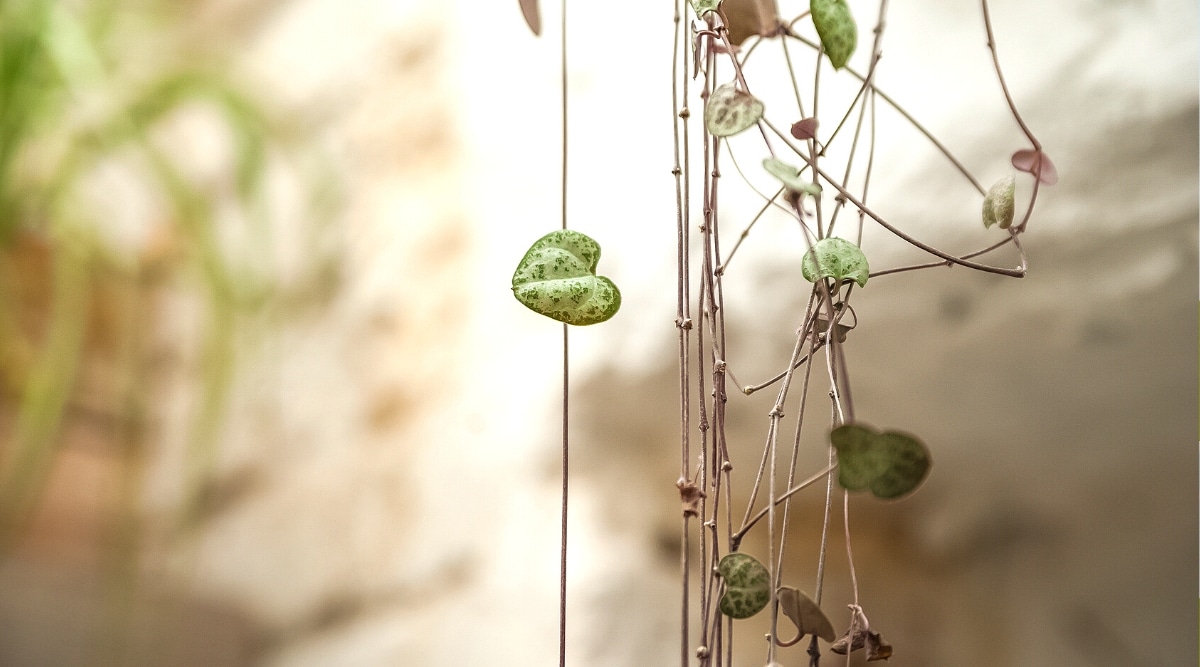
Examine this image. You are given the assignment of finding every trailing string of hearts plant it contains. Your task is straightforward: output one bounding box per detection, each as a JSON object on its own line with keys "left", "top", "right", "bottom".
{"left": 671, "top": 0, "right": 1054, "bottom": 666}
{"left": 511, "top": 0, "right": 1052, "bottom": 665}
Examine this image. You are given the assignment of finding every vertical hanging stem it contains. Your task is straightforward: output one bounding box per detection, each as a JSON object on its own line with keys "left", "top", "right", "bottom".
{"left": 559, "top": 325, "right": 569, "bottom": 667}
{"left": 558, "top": 1, "right": 570, "bottom": 666}
{"left": 671, "top": 0, "right": 695, "bottom": 665}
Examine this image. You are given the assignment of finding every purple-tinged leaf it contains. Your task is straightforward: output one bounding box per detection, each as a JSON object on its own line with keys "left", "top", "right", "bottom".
{"left": 519, "top": 0, "right": 541, "bottom": 36}
{"left": 791, "top": 117, "right": 819, "bottom": 140}
{"left": 1011, "top": 149, "right": 1058, "bottom": 186}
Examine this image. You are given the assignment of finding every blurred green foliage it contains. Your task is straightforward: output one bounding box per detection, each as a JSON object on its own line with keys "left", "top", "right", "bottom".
{"left": 0, "top": 0, "right": 336, "bottom": 557}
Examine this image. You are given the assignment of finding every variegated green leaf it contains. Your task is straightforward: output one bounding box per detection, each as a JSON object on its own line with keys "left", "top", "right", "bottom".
{"left": 717, "top": 553, "right": 771, "bottom": 619}
{"left": 512, "top": 230, "right": 621, "bottom": 326}
{"left": 982, "top": 174, "right": 1016, "bottom": 229}
{"left": 811, "top": 0, "right": 857, "bottom": 69}
{"left": 801, "top": 237, "right": 869, "bottom": 287}
{"left": 705, "top": 83, "right": 764, "bottom": 137}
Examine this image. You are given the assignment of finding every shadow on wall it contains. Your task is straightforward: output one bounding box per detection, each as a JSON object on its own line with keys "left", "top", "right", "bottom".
{"left": 564, "top": 96, "right": 1198, "bottom": 664}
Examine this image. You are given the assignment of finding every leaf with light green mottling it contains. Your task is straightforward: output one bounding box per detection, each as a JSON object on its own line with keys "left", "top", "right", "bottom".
{"left": 705, "top": 83, "right": 764, "bottom": 138}
{"left": 763, "top": 157, "right": 822, "bottom": 197}
{"left": 512, "top": 230, "right": 621, "bottom": 326}
{"left": 690, "top": 0, "right": 722, "bottom": 16}
{"left": 801, "top": 237, "right": 869, "bottom": 287}
{"left": 830, "top": 424, "right": 931, "bottom": 500}
{"left": 717, "top": 553, "right": 770, "bottom": 619}
{"left": 982, "top": 174, "right": 1016, "bottom": 229}
{"left": 811, "top": 0, "right": 857, "bottom": 69}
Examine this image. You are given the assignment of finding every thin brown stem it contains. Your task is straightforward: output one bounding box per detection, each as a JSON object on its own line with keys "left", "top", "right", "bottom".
{"left": 981, "top": 0, "right": 1041, "bottom": 150}
{"left": 733, "top": 462, "right": 838, "bottom": 546}
{"left": 558, "top": 3, "right": 569, "bottom": 666}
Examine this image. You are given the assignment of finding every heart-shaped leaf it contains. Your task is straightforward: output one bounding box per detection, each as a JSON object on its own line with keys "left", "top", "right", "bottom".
{"left": 790, "top": 117, "right": 819, "bottom": 140}
{"left": 1011, "top": 149, "right": 1058, "bottom": 186}
{"left": 801, "top": 237, "right": 869, "bottom": 287}
{"left": 705, "top": 83, "right": 764, "bottom": 137}
{"left": 690, "top": 0, "right": 722, "bottom": 15}
{"left": 982, "top": 174, "right": 1016, "bottom": 229}
{"left": 763, "top": 158, "right": 822, "bottom": 197}
{"left": 811, "top": 0, "right": 857, "bottom": 69}
{"left": 512, "top": 230, "right": 621, "bottom": 326}
{"left": 830, "top": 424, "right": 931, "bottom": 500}
{"left": 778, "top": 586, "right": 836, "bottom": 641}
{"left": 717, "top": 553, "right": 771, "bottom": 619}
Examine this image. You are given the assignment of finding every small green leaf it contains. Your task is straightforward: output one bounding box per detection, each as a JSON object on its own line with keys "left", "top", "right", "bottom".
{"left": 717, "top": 553, "right": 771, "bottom": 619}
{"left": 830, "top": 424, "right": 931, "bottom": 500}
{"left": 763, "top": 158, "right": 822, "bottom": 197}
{"left": 811, "top": 0, "right": 857, "bottom": 69}
{"left": 512, "top": 230, "right": 621, "bottom": 326}
{"left": 705, "top": 83, "right": 764, "bottom": 137}
{"left": 778, "top": 586, "right": 836, "bottom": 641}
{"left": 982, "top": 174, "right": 1016, "bottom": 229}
{"left": 690, "top": 0, "right": 722, "bottom": 15}
{"left": 800, "top": 237, "right": 869, "bottom": 287}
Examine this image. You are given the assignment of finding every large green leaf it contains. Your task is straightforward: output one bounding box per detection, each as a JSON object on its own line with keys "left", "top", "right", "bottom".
{"left": 801, "top": 237, "right": 869, "bottom": 287}
{"left": 811, "top": 0, "right": 857, "bottom": 69}
{"left": 512, "top": 230, "right": 621, "bottom": 326}
{"left": 717, "top": 553, "right": 770, "bottom": 619}
{"left": 830, "top": 424, "right": 931, "bottom": 500}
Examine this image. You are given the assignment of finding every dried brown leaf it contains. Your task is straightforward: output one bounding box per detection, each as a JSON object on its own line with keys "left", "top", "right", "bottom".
{"left": 867, "top": 631, "right": 893, "bottom": 661}
{"left": 519, "top": 0, "right": 541, "bottom": 36}
{"left": 677, "top": 479, "right": 705, "bottom": 517}
{"left": 790, "top": 117, "right": 818, "bottom": 141}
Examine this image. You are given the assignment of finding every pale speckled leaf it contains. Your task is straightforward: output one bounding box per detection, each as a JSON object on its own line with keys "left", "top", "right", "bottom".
{"left": 763, "top": 157, "right": 822, "bottom": 197}
{"left": 705, "top": 83, "right": 764, "bottom": 137}
{"left": 717, "top": 553, "right": 770, "bottom": 619}
{"left": 811, "top": 0, "right": 857, "bottom": 69}
{"left": 982, "top": 174, "right": 1016, "bottom": 229}
{"left": 830, "top": 424, "right": 931, "bottom": 500}
{"left": 801, "top": 237, "right": 869, "bottom": 287}
{"left": 690, "top": 0, "right": 723, "bottom": 16}
{"left": 512, "top": 230, "right": 621, "bottom": 326}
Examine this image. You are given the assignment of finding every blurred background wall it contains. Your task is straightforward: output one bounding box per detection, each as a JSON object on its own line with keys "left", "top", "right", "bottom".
{"left": 0, "top": 0, "right": 1195, "bottom": 665}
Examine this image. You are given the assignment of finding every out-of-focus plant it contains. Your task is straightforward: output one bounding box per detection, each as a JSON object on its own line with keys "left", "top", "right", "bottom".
{"left": 0, "top": 0, "right": 336, "bottom": 560}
